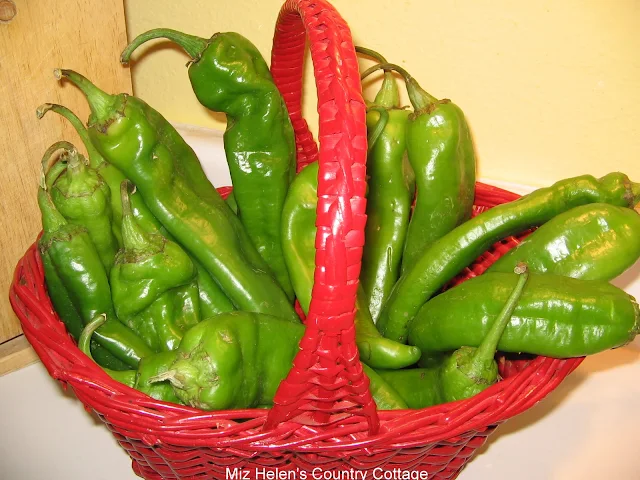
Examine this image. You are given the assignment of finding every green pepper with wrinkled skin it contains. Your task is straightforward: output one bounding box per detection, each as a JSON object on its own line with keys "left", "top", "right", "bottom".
{"left": 48, "top": 147, "right": 118, "bottom": 271}
{"left": 38, "top": 143, "right": 129, "bottom": 370}
{"left": 377, "top": 171, "right": 640, "bottom": 344}
{"left": 408, "top": 271, "right": 640, "bottom": 357}
{"left": 37, "top": 188, "right": 153, "bottom": 367}
{"left": 281, "top": 161, "right": 421, "bottom": 369}
{"left": 79, "top": 316, "right": 182, "bottom": 404}
{"left": 55, "top": 69, "right": 298, "bottom": 323}
{"left": 111, "top": 181, "right": 199, "bottom": 352}
{"left": 487, "top": 203, "right": 640, "bottom": 281}
{"left": 149, "top": 312, "right": 405, "bottom": 410}
{"left": 121, "top": 29, "right": 296, "bottom": 300}
{"left": 363, "top": 62, "right": 476, "bottom": 274}
{"left": 355, "top": 47, "right": 415, "bottom": 323}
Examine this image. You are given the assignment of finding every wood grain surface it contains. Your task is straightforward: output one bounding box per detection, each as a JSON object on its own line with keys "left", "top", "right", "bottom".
{"left": 0, "top": 0, "right": 131, "bottom": 348}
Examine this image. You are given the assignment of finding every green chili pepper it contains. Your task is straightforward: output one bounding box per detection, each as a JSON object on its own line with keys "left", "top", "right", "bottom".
{"left": 121, "top": 29, "right": 296, "bottom": 300}
{"left": 55, "top": 69, "right": 298, "bottom": 323}
{"left": 439, "top": 264, "right": 529, "bottom": 402}
{"left": 487, "top": 203, "right": 640, "bottom": 281}
{"left": 377, "top": 172, "right": 640, "bottom": 344}
{"left": 408, "top": 271, "right": 640, "bottom": 358}
{"left": 362, "top": 364, "right": 408, "bottom": 410}
{"left": 47, "top": 146, "right": 118, "bottom": 271}
{"left": 37, "top": 187, "right": 152, "bottom": 367}
{"left": 375, "top": 367, "right": 443, "bottom": 409}
{"left": 38, "top": 143, "right": 129, "bottom": 370}
{"left": 225, "top": 190, "right": 238, "bottom": 215}
{"left": 282, "top": 161, "right": 421, "bottom": 369}
{"left": 148, "top": 312, "right": 405, "bottom": 410}
{"left": 363, "top": 63, "right": 476, "bottom": 274}
{"left": 110, "top": 181, "right": 199, "bottom": 351}
{"left": 355, "top": 47, "right": 415, "bottom": 323}
{"left": 79, "top": 316, "right": 182, "bottom": 404}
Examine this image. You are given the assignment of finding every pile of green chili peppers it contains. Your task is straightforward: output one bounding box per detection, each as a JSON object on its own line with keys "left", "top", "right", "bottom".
{"left": 33, "top": 32, "right": 640, "bottom": 412}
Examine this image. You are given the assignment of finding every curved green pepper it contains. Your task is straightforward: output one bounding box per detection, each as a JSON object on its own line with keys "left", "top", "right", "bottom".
{"left": 487, "top": 203, "right": 640, "bottom": 281}
{"left": 355, "top": 48, "right": 415, "bottom": 323}
{"left": 37, "top": 188, "right": 152, "bottom": 367}
{"left": 363, "top": 63, "right": 476, "bottom": 273}
{"left": 282, "top": 161, "right": 421, "bottom": 369}
{"left": 378, "top": 172, "right": 640, "bottom": 344}
{"left": 408, "top": 271, "right": 640, "bottom": 357}
{"left": 121, "top": 29, "right": 296, "bottom": 301}
{"left": 48, "top": 147, "right": 118, "bottom": 271}
{"left": 55, "top": 69, "right": 297, "bottom": 323}
{"left": 110, "top": 181, "right": 198, "bottom": 351}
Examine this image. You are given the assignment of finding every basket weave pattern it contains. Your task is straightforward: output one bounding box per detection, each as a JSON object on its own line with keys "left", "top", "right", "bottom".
{"left": 9, "top": 1, "right": 584, "bottom": 478}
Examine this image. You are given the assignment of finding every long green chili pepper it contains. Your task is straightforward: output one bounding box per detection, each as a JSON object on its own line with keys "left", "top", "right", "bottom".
{"left": 356, "top": 47, "right": 415, "bottom": 323}
{"left": 47, "top": 146, "right": 118, "bottom": 271}
{"left": 408, "top": 271, "right": 640, "bottom": 358}
{"left": 363, "top": 63, "right": 477, "bottom": 274}
{"left": 55, "top": 69, "right": 298, "bottom": 323}
{"left": 487, "top": 203, "right": 640, "bottom": 281}
{"left": 110, "top": 181, "right": 200, "bottom": 351}
{"left": 121, "top": 28, "right": 296, "bottom": 301}
{"left": 37, "top": 187, "right": 153, "bottom": 367}
{"left": 377, "top": 171, "right": 640, "bottom": 344}
{"left": 79, "top": 315, "right": 182, "bottom": 403}
{"left": 281, "top": 161, "right": 421, "bottom": 369}
{"left": 375, "top": 367, "right": 443, "bottom": 409}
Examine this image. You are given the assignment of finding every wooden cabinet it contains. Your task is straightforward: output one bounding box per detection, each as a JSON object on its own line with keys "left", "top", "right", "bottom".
{"left": 0, "top": 0, "right": 131, "bottom": 375}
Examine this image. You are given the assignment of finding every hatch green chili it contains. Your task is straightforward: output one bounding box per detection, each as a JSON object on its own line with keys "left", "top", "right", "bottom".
{"left": 377, "top": 171, "right": 640, "bottom": 344}
{"left": 487, "top": 203, "right": 640, "bottom": 281}
{"left": 121, "top": 28, "right": 296, "bottom": 301}
{"left": 48, "top": 147, "right": 118, "bottom": 271}
{"left": 281, "top": 161, "right": 421, "bottom": 369}
{"left": 355, "top": 47, "right": 415, "bottom": 323}
{"left": 408, "top": 272, "right": 640, "bottom": 357}
{"left": 37, "top": 187, "right": 152, "bottom": 367}
{"left": 55, "top": 69, "right": 298, "bottom": 323}
{"left": 363, "top": 63, "right": 476, "bottom": 273}
{"left": 110, "top": 181, "right": 199, "bottom": 351}
{"left": 79, "top": 315, "right": 182, "bottom": 403}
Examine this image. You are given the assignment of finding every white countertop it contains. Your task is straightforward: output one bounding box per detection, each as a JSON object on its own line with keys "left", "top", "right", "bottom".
{"left": 3, "top": 125, "right": 640, "bottom": 479}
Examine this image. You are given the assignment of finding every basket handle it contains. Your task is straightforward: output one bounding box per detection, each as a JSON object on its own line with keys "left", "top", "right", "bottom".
{"left": 264, "top": 0, "right": 378, "bottom": 434}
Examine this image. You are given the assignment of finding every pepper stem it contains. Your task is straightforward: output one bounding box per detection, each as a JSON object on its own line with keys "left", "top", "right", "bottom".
{"left": 148, "top": 370, "right": 184, "bottom": 389}
{"left": 355, "top": 46, "right": 388, "bottom": 64}
{"left": 356, "top": 47, "right": 401, "bottom": 108}
{"left": 78, "top": 314, "right": 107, "bottom": 360}
{"left": 40, "top": 141, "right": 76, "bottom": 190}
{"left": 469, "top": 263, "right": 529, "bottom": 374}
{"left": 367, "top": 107, "right": 389, "bottom": 153}
{"left": 120, "top": 28, "right": 208, "bottom": 64}
{"left": 54, "top": 69, "right": 116, "bottom": 125}
{"left": 37, "top": 103, "right": 103, "bottom": 168}
{"left": 361, "top": 63, "right": 438, "bottom": 111}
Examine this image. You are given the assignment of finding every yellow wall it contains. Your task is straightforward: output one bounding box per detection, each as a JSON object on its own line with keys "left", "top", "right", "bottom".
{"left": 124, "top": 0, "right": 640, "bottom": 187}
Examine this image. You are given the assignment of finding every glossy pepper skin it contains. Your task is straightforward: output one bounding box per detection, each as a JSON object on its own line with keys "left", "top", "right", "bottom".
{"left": 356, "top": 49, "right": 415, "bottom": 323}
{"left": 281, "top": 161, "right": 421, "bottom": 369}
{"left": 57, "top": 69, "right": 298, "bottom": 323}
{"left": 487, "top": 203, "right": 640, "bottom": 281}
{"left": 365, "top": 63, "right": 476, "bottom": 273}
{"left": 48, "top": 148, "right": 118, "bottom": 271}
{"left": 37, "top": 188, "right": 153, "bottom": 367}
{"left": 79, "top": 316, "right": 182, "bottom": 403}
{"left": 38, "top": 144, "right": 129, "bottom": 370}
{"left": 408, "top": 272, "right": 640, "bottom": 358}
{"left": 121, "top": 29, "right": 296, "bottom": 301}
{"left": 110, "top": 181, "right": 199, "bottom": 352}
{"left": 377, "top": 172, "right": 640, "bottom": 344}
{"left": 150, "top": 312, "right": 405, "bottom": 410}
{"left": 377, "top": 265, "right": 529, "bottom": 408}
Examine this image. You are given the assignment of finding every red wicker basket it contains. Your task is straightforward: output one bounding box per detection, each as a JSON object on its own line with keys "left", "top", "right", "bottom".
{"left": 9, "top": 0, "right": 584, "bottom": 478}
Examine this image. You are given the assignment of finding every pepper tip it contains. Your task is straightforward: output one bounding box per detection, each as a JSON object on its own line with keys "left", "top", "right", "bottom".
{"left": 53, "top": 68, "right": 62, "bottom": 80}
